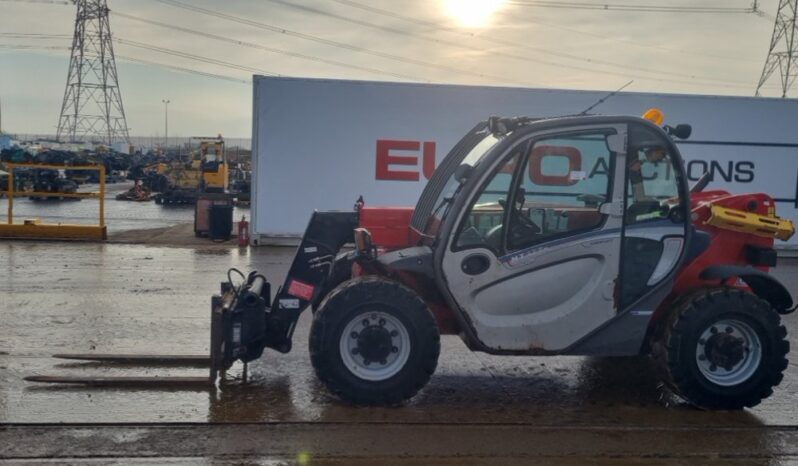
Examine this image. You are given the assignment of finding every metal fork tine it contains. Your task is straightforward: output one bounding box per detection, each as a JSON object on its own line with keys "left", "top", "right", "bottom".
{"left": 52, "top": 353, "right": 211, "bottom": 366}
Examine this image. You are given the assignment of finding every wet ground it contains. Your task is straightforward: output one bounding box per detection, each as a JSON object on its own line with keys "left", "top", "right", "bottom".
{"left": 0, "top": 182, "right": 249, "bottom": 233}
{"left": 1, "top": 241, "right": 798, "bottom": 464}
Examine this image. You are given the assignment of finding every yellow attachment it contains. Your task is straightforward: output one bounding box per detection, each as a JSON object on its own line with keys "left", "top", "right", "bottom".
{"left": 642, "top": 108, "right": 665, "bottom": 126}
{"left": 706, "top": 205, "right": 796, "bottom": 241}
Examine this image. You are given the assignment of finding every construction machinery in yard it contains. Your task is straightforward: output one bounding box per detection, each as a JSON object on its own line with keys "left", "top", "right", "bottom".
{"left": 28, "top": 112, "right": 795, "bottom": 410}
{"left": 153, "top": 136, "right": 229, "bottom": 205}
{"left": 196, "top": 136, "right": 228, "bottom": 193}
{"left": 28, "top": 168, "right": 79, "bottom": 201}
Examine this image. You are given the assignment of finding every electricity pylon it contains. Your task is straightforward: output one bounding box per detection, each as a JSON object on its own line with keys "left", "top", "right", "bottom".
{"left": 755, "top": 0, "right": 798, "bottom": 97}
{"left": 56, "top": 0, "right": 130, "bottom": 144}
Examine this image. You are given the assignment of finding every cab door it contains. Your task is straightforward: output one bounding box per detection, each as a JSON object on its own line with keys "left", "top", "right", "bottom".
{"left": 440, "top": 123, "right": 627, "bottom": 352}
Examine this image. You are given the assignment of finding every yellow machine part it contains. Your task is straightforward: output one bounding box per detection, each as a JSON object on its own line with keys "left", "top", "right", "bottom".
{"left": 144, "top": 162, "right": 169, "bottom": 175}
{"left": 203, "top": 164, "right": 229, "bottom": 190}
{"left": 172, "top": 167, "right": 202, "bottom": 189}
{"left": 0, "top": 222, "right": 107, "bottom": 240}
{"left": 706, "top": 204, "right": 796, "bottom": 241}
{"left": 197, "top": 139, "right": 228, "bottom": 191}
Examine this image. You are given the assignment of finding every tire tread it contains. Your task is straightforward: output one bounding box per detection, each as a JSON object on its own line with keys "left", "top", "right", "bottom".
{"left": 309, "top": 276, "right": 440, "bottom": 405}
{"left": 653, "top": 287, "right": 788, "bottom": 409}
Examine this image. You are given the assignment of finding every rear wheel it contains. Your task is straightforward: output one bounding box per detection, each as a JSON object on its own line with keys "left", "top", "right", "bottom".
{"left": 310, "top": 276, "right": 440, "bottom": 405}
{"left": 655, "top": 288, "right": 789, "bottom": 409}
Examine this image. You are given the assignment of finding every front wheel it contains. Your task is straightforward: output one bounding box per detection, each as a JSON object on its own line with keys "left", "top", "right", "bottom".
{"left": 655, "top": 288, "right": 789, "bottom": 409}
{"left": 309, "top": 276, "right": 440, "bottom": 405}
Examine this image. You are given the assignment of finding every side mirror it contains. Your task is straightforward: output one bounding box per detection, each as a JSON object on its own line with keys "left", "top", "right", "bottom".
{"left": 664, "top": 124, "right": 692, "bottom": 140}
{"left": 454, "top": 164, "right": 473, "bottom": 184}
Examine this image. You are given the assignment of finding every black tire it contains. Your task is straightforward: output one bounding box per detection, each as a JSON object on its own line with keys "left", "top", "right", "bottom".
{"left": 654, "top": 288, "right": 789, "bottom": 409}
{"left": 309, "top": 276, "right": 440, "bottom": 405}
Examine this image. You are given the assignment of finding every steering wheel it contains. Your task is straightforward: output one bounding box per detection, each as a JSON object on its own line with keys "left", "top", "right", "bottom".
{"left": 494, "top": 198, "right": 541, "bottom": 244}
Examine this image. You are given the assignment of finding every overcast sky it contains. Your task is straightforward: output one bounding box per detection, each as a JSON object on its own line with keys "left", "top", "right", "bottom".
{"left": 0, "top": 0, "right": 787, "bottom": 138}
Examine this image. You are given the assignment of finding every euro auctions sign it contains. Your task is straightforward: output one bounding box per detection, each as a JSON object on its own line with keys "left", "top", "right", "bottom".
{"left": 252, "top": 76, "right": 798, "bottom": 246}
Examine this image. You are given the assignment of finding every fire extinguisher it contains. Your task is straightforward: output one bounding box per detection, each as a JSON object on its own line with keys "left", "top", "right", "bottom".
{"left": 238, "top": 215, "right": 250, "bottom": 247}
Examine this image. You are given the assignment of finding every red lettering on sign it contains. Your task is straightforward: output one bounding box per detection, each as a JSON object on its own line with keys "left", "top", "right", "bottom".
{"left": 376, "top": 140, "right": 420, "bottom": 181}
{"left": 529, "top": 145, "right": 582, "bottom": 186}
{"left": 376, "top": 139, "right": 437, "bottom": 181}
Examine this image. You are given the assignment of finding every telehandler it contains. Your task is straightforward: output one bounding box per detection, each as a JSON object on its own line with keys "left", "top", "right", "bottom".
{"left": 30, "top": 112, "right": 795, "bottom": 410}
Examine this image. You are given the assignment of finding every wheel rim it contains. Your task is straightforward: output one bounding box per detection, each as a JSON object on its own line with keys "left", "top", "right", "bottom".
{"left": 339, "top": 310, "right": 411, "bottom": 382}
{"left": 695, "top": 318, "right": 762, "bottom": 387}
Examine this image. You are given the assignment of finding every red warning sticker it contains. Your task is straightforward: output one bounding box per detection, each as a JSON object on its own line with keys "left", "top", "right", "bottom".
{"left": 287, "top": 279, "right": 315, "bottom": 301}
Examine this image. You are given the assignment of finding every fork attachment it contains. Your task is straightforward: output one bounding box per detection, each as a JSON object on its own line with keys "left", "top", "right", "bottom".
{"left": 210, "top": 271, "right": 271, "bottom": 380}
{"left": 24, "top": 273, "right": 271, "bottom": 387}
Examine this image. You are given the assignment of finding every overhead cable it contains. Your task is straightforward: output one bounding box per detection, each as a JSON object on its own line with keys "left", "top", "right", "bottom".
{"left": 114, "top": 11, "right": 424, "bottom": 82}
{"left": 115, "top": 38, "right": 281, "bottom": 77}
{"left": 153, "top": 0, "right": 533, "bottom": 86}
{"left": 274, "top": 0, "right": 753, "bottom": 86}
{"left": 506, "top": 1, "right": 754, "bottom": 13}
{"left": 0, "top": 42, "right": 252, "bottom": 84}
{"left": 0, "top": 0, "right": 71, "bottom": 4}
{"left": 117, "top": 55, "right": 250, "bottom": 85}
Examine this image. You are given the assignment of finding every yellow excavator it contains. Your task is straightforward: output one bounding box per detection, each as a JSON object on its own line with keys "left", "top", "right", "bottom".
{"left": 154, "top": 136, "right": 228, "bottom": 205}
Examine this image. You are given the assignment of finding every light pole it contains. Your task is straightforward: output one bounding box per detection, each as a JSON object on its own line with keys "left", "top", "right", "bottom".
{"left": 162, "top": 99, "right": 170, "bottom": 150}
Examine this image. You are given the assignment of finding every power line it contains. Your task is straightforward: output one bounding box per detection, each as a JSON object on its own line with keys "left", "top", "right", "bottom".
{"left": 0, "top": 0, "right": 773, "bottom": 92}
{"left": 512, "top": 14, "right": 761, "bottom": 63}
{"left": 115, "top": 38, "right": 281, "bottom": 76}
{"left": 117, "top": 55, "right": 250, "bottom": 85}
{"left": 0, "top": 44, "right": 69, "bottom": 50}
{"left": 113, "top": 11, "right": 425, "bottom": 82}
{"left": 329, "top": 0, "right": 760, "bottom": 65}
{"left": 324, "top": 0, "right": 762, "bottom": 89}
{"left": 0, "top": 43, "right": 252, "bottom": 84}
{"left": 152, "top": 0, "right": 533, "bottom": 86}
{"left": 506, "top": 1, "right": 754, "bottom": 13}
{"left": 2, "top": 42, "right": 782, "bottom": 91}
{"left": 0, "top": 0, "right": 70, "bottom": 4}
{"left": 0, "top": 33, "right": 71, "bottom": 39}
{"left": 0, "top": 31, "right": 280, "bottom": 80}
{"left": 271, "top": 0, "right": 754, "bottom": 87}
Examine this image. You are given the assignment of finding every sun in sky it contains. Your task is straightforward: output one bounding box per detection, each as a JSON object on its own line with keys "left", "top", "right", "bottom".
{"left": 443, "top": 0, "right": 506, "bottom": 28}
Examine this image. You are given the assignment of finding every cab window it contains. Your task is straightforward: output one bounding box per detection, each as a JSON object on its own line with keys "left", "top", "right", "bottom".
{"left": 455, "top": 147, "right": 524, "bottom": 251}
{"left": 455, "top": 130, "right": 617, "bottom": 253}
{"left": 619, "top": 124, "right": 686, "bottom": 308}
{"left": 625, "top": 125, "right": 683, "bottom": 224}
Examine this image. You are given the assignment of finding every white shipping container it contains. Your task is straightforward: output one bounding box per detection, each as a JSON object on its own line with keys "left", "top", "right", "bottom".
{"left": 251, "top": 76, "right": 798, "bottom": 247}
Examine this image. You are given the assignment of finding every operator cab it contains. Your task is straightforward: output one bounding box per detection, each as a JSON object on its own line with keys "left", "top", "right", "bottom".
{"left": 420, "top": 115, "right": 690, "bottom": 353}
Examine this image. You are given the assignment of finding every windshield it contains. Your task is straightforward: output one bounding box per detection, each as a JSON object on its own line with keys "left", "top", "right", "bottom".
{"left": 425, "top": 133, "right": 501, "bottom": 232}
